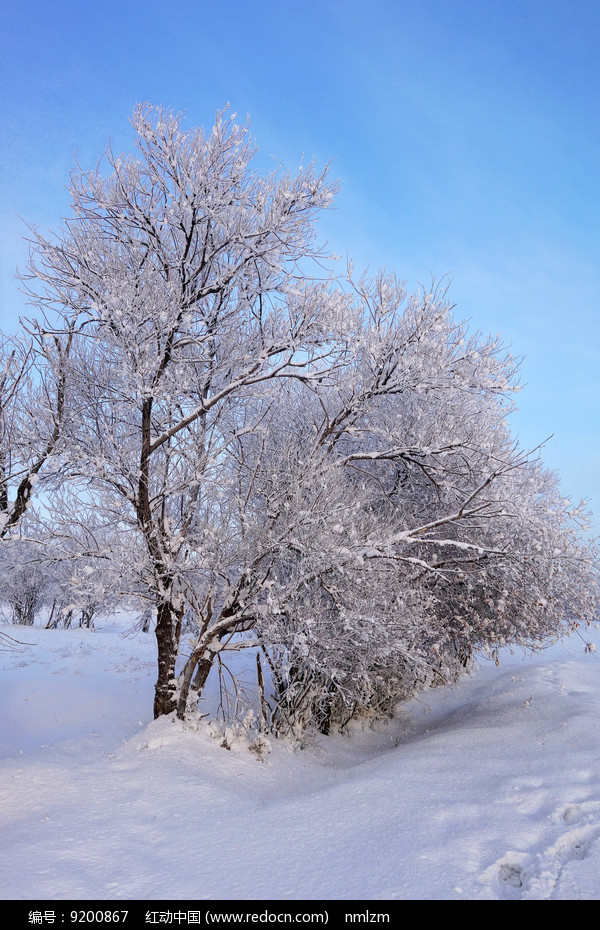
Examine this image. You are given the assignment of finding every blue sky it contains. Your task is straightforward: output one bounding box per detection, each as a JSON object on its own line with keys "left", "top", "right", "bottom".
{"left": 1, "top": 0, "right": 599, "bottom": 528}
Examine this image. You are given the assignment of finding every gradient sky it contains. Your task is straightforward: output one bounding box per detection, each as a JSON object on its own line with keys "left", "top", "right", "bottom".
{"left": 1, "top": 0, "right": 598, "bottom": 529}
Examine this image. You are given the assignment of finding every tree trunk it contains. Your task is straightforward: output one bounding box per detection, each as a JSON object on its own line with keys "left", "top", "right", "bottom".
{"left": 153, "top": 600, "right": 182, "bottom": 718}
{"left": 176, "top": 650, "right": 214, "bottom": 720}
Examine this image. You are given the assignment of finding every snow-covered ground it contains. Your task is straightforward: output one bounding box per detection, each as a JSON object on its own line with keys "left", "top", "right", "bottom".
{"left": 1, "top": 615, "right": 599, "bottom": 901}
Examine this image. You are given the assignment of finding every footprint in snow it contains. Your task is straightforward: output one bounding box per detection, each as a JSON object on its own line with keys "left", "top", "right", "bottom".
{"left": 478, "top": 852, "right": 532, "bottom": 899}
{"left": 480, "top": 800, "right": 600, "bottom": 899}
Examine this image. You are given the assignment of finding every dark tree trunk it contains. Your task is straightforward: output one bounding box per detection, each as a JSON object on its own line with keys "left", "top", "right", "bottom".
{"left": 153, "top": 599, "right": 183, "bottom": 718}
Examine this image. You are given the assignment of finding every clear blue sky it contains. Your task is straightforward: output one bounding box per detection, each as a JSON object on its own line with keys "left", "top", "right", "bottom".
{"left": 1, "top": 0, "right": 598, "bottom": 528}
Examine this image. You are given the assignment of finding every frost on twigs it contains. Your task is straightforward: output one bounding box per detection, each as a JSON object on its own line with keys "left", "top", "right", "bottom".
{"left": 2, "top": 103, "right": 598, "bottom": 740}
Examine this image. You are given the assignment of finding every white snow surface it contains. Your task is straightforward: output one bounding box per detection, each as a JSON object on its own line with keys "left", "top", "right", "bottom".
{"left": 1, "top": 615, "right": 599, "bottom": 901}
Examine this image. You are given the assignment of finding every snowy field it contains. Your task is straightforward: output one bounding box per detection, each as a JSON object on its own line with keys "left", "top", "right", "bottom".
{"left": 1, "top": 614, "right": 599, "bottom": 901}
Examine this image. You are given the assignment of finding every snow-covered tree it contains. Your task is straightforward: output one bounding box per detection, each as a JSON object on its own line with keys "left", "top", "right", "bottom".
{"left": 173, "top": 271, "right": 600, "bottom": 733}
{"left": 0, "top": 329, "right": 72, "bottom": 540}
{"left": 14, "top": 104, "right": 599, "bottom": 734}
{"left": 20, "top": 104, "right": 345, "bottom": 717}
